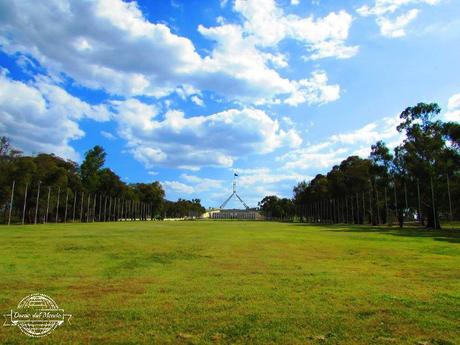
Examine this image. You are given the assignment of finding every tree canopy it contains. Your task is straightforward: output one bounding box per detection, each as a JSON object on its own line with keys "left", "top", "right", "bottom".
{"left": 0, "top": 140, "right": 204, "bottom": 221}
{"left": 289, "top": 103, "right": 459, "bottom": 228}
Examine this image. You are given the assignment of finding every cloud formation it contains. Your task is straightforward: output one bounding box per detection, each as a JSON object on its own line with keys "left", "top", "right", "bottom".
{"left": 0, "top": 71, "right": 110, "bottom": 160}
{"left": 0, "top": 0, "right": 201, "bottom": 97}
{"left": 233, "top": 0, "right": 358, "bottom": 59}
{"left": 111, "top": 100, "right": 302, "bottom": 170}
{"left": 358, "top": 0, "right": 441, "bottom": 37}
{"left": 277, "top": 115, "right": 403, "bottom": 171}
{"left": 444, "top": 92, "right": 460, "bottom": 122}
{"left": 0, "top": 0, "right": 346, "bottom": 106}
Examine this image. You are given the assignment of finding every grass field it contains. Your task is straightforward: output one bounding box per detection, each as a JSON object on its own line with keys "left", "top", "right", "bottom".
{"left": 0, "top": 221, "right": 459, "bottom": 344}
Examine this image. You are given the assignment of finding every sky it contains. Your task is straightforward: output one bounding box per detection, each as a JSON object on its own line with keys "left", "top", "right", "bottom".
{"left": 0, "top": 0, "right": 459, "bottom": 208}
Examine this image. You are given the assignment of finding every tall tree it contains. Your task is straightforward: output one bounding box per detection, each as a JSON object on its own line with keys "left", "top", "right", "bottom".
{"left": 98, "top": 168, "right": 125, "bottom": 197}
{"left": 259, "top": 195, "right": 294, "bottom": 220}
{"left": 395, "top": 103, "right": 460, "bottom": 228}
{"left": 133, "top": 182, "right": 165, "bottom": 218}
{"left": 370, "top": 141, "right": 394, "bottom": 224}
{"left": 80, "top": 145, "right": 106, "bottom": 193}
{"left": 0, "top": 137, "right": 23, "bottom": 208}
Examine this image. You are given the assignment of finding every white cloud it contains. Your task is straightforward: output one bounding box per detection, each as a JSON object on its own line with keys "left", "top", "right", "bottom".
{"left": 444, "top": 92, "right": 460, "bottom": 122}
{"left": 284, "top": 71, "right": 340, "bottom": 106}
{"left": 282, "top": 116, "right": 294, "bottom": 127}
{"left": 357, "top": 0, "right": 440, "bottom": 16}
{"left": 235, "top": 168, "right": 305, "bottom": 187}
{"left": 163, "top": 175, "right": 225, "bottom": 202}
{"left": 0, "top": 0, "right": 201, "bottom": 97}
{"left": 170, "top": 0, "right": 182, "bottom": 9}
{"left": 376, "top": 9, "right": 419, "bottom": 37}
{"left": 180, "top": 174, "right": 225, "bottom": 192}
{"left": 329, "top": 116, "right": 402, "bottom": 145}
{"left": 34, "top": 77, "right": 112, "bottom": 122}
{"left": 330, "top": 122, "right": 380, "bottom": 144}
{"left": 357, "top": 0, "right": 441, "bottom": 37}
{"left": 112, "top": 101, "right": 302, "bottom": 170}
{"left": 0, "top": 71, "right": 110, "bottom": 160}
{"left": 162, "top": 181, "right": 194, "bottom": 195}
{"left": 131, "top": 147, "right": 168, "bottom": 167}
{"left": 175, "top": 85, "right": 200, "bottom": 100}
{"left": 190, "top": 95, "right": 204, "bottom": 106}
{"left": 447, "top": 92, "right": 460, "bottom": 110}
{"left": 198, "top": 23, "right": 342, "bottom": 105}
{"left": 0, "top": 0, "right": 346, "bottom": 106}
{"left": 197, "top": 23, "right": 293, "bottom": 104}
{"left": 100, "top": 131, "right": 117, "bottom": 140}
{"left": 278, "top": 115, "right": 404, "bottom": 171}
{"left": 112, "top": 99, "right": 159, "bottom": 135}
{"left": 233, "top": 0, "right": 358, "bottom": 59}
{"left": 279, "top": 145, "right": 348, "bottom": 170}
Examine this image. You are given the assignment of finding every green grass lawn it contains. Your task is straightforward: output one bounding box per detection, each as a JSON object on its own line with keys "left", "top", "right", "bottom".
{"left": 0, "top": 221, "right": 459, "bottom": 345}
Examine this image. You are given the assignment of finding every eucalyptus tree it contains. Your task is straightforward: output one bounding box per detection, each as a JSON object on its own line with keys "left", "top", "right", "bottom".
{"left": 80, "top": 145, "right": 106, "bottom": 193}
{"left": 394, "top": 103, "right": 460, "bottom": 228}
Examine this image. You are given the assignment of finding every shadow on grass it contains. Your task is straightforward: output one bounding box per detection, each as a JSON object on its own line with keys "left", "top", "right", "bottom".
{"left": 291, "top": 222, "right": 460, "bottom": 244}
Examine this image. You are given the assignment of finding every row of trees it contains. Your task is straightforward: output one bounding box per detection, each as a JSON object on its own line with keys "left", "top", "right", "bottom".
{"left": 258, "top": 196, "right": 295, "bottom": 220}
{"left": 260, "top": 103, "right": 459, "bottom": 228}
{"left": 0, "top": 140, "right": 205, "bottom": 223}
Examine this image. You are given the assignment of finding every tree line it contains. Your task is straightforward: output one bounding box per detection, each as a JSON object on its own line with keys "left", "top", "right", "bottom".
{"left": 0, "top": 141, "right": 205, "bottom": 223}
{"left": 259, "top": 103, "right": 460, "bottom": 228}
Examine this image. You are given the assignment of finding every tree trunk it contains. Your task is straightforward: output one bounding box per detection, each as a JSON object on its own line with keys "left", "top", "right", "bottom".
{"left": 426, "top": 208, "right": 441, "bottom": 229}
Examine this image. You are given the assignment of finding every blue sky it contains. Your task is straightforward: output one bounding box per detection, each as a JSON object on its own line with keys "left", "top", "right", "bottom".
{"left": 0, "top": 0, "right": 459, "bottom": 208}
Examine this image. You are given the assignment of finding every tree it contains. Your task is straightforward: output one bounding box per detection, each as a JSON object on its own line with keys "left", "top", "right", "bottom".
{"left": 0, "top": 137, "right": 23, "bottom": 207}
{"left": 369, "top": 142, "right": 394, "bottom": 225}
{"left": 80, "top": 145, "right": 106, "bottom": 193}
{"left": 98, "top": 168, "right": 125, "bottom": 197}
{"left": 0, "top": 136, "right": 22, "bottom": 159}
{"left": 370, "top": 141, "right": 393, "bottom": 178}
{"left": 162, "top": 198, "right": 205, "bottom": 218}
{"left": 258, "top": 196, "right": 294, "bottom": 220}
{"left": 133, "top": 182, "right": 165, "bottom": 218}
{"left": 293, "top": 180, "right": 309, "bottom": 206}
{"left": 292, "top": 157, "right": 372, "bottom": 223}
{"left": 394, "top": 103, "right": 460, "bottom": 229}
